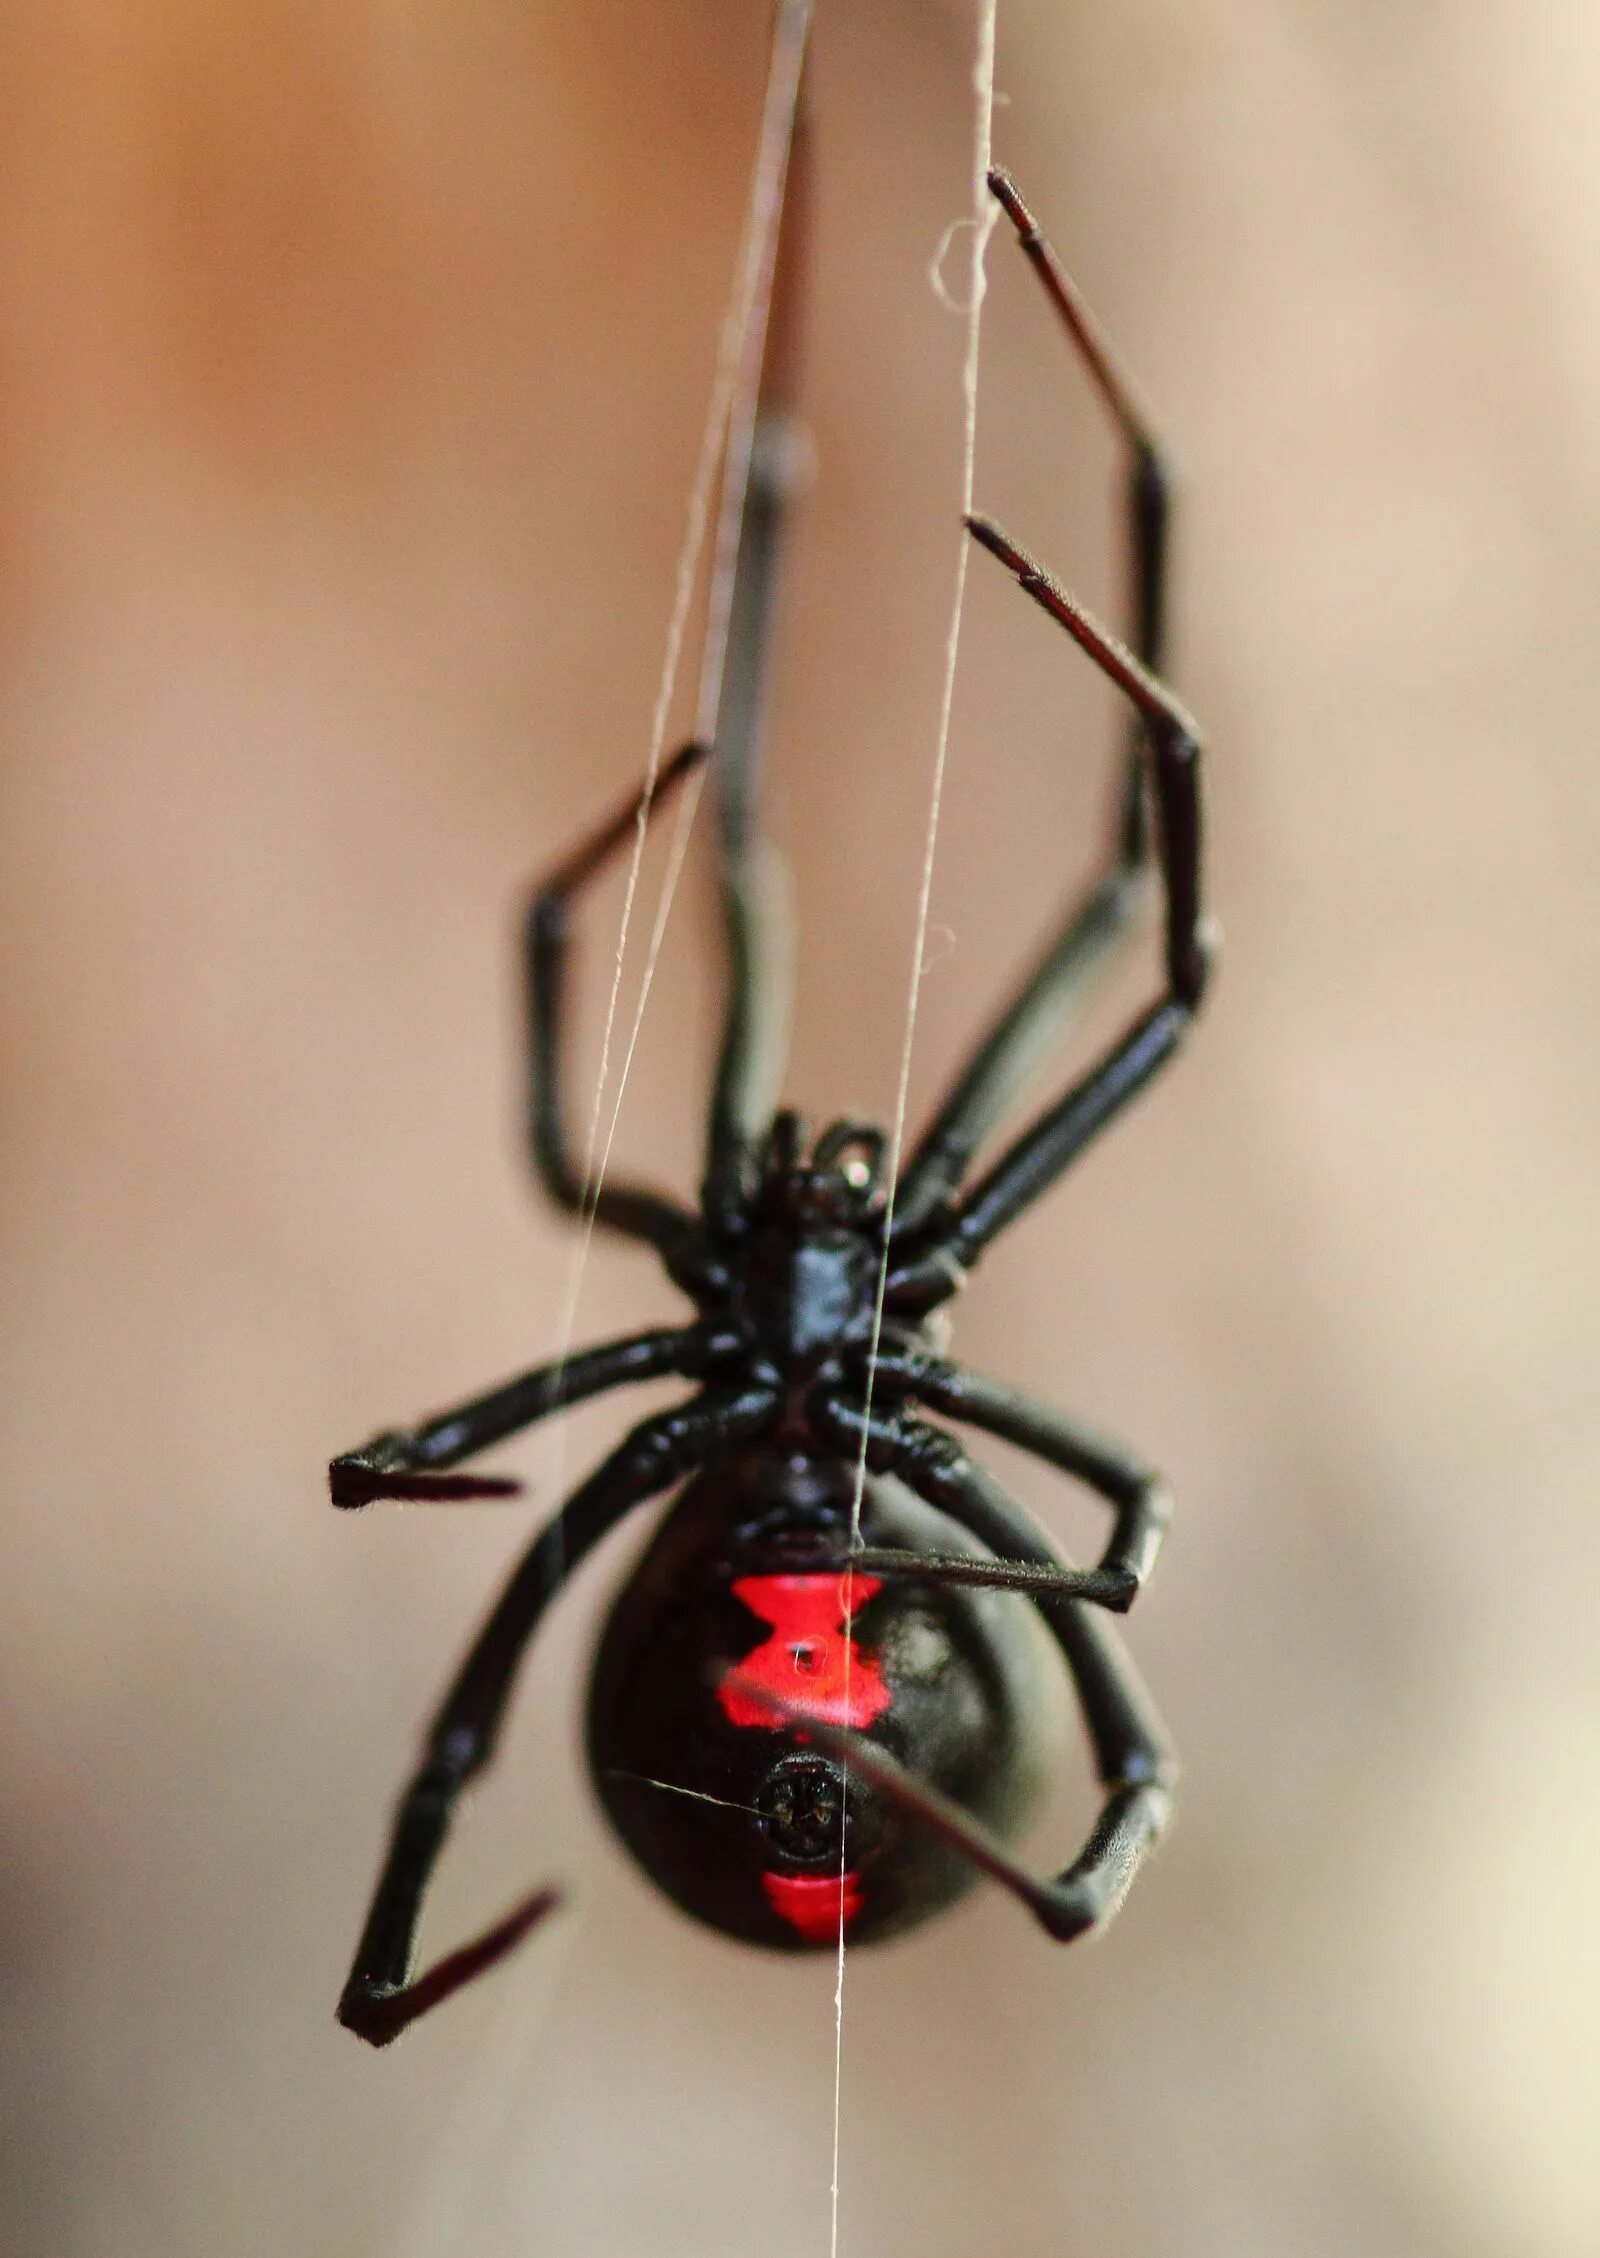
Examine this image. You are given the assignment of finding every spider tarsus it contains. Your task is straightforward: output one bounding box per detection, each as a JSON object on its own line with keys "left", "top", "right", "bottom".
{"left": 963, "top": 511, "right": 1053, "bottom": 602}
{"left": 329, "top": 1439, "right": 408, "bottom": 1509}
{"left": 329, "top": 1451, "right": 524, "bottom": 1509}
{"left": 963, "top": 509, "right": 1014, "bottom": 562}
{"left": 338, "top": 1882, "right": 563, "bottom": 2047}
{"left": 537, "top": 737, "right": 710, "bottom": 901}
{"left": 662, "top": 736, "right": 711, "bottom": 786}
{"left": 985, "top": 165, "right": 1033, "bottom": 237}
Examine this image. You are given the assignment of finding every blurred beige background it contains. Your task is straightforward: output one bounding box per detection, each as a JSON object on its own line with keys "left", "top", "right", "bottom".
{"left": 2, "top": 3, "right": 1598, "bottom": 2254}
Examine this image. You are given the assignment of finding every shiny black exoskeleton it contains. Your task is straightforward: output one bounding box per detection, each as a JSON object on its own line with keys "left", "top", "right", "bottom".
{"left": 330, "top": 154, "right": 1207, "bottom": 2046}
{"left": 588, "top": 1365, "right": 1064, "bottom": 1954}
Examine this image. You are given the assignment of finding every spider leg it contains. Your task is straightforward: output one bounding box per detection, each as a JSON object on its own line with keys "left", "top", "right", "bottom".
{"left": 736, "top": 1678, "right": 1171, "bottom": 1945}
{"left": 726, "top": 1407, "right": 1175, "bottom": 1943}
{"left": 328, "top": 1324, "right": 722, "bottom": 1507}
{"left": 701, "top": 106, "right": 811, "bottom": 1227}
{"left": 840, "top": 1346, "right": 1169, "bottom": 1606}
{"left": 337, "top": 1382, "right": 777, "bottom": 2045}
{"left": 811, "top": 1392, "right": 1138, "bottom": 1611}
{"left": 525, "top": 740, "right": 709, "bottom": 1260}
{"left": 887, "top": 540, "right": 1210, "bottom": 1296}
{"left": 891, "top": 874, "right": 1147, "bottom": 1239}
{"left": 895, "top": 172, "right": 1173, "bottom": 1236}
{"left": 701, "top": 420, "right": 800, "bottom": 1227}
{"left": 985, "top": 168, "right": 1172, "bottom": 769}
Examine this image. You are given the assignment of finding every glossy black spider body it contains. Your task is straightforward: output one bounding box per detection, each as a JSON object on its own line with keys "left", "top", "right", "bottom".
{"left": 332, "top": 168, "right": 1210, "bottom": 2046}
{"left": 590, "top": 1439, "right": 1066, "bottom": 1953}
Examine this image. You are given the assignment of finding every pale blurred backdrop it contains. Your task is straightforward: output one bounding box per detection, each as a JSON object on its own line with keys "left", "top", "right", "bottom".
{"left": 2, "top": 3, "right": 1597, "bottom": 2255}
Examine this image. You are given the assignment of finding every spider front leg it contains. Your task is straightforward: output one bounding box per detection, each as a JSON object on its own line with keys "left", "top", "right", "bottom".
{"left": 889, "top": 543, "right": 1210, "bottom": 1297}
{"left": 329, "top": 1325, "right": 716, "bottom": 1506}
{"left": 338, "top": 1383, "right": 777, "bottom": 2045}
{"left": 892, "top": 171, "right": 1175, "bottom": 1236}
{"left": 985, "top": 167, "right": 1172, "bottom": 768}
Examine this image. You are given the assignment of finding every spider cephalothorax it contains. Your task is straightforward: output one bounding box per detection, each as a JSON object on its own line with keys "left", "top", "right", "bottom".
{"left": 332, "top": 164, "right": 1205, "bottom": 2046}
{"left": 730, "top": 1111, "right": 894, "bottom": 1375}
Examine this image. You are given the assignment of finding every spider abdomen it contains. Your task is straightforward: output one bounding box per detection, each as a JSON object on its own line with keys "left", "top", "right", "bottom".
{"left": 586, "top": 1452, "right": 1066, "bottom": 1950}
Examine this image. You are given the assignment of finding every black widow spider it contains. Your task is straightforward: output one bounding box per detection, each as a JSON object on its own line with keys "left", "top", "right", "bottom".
{"left": 331, "top": 164, "right": 1210, "bottom": 2046}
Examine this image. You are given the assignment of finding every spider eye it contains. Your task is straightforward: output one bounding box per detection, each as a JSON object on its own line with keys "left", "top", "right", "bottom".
{"left": 810, "top": 1120, "right": 885, "bottom": 1192}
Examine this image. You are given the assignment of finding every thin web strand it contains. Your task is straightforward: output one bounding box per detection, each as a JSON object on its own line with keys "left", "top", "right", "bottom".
{"left": 395, "top": 19, "right": 814, "bottom": 2258}
{"left": 542, "top": 337, "right": 742, "bottom": 1382}
{"left": 587, "top": 0, "right": 811, "bottom": 1244}
{"left": 577, "top": 0, "right": 812, "bottom": 1232}
{"left": 586, "top": 761, "right": 709, "bottom": 1211}
{"left": 831, "top": 12, "right": 999, "bottom": 2258}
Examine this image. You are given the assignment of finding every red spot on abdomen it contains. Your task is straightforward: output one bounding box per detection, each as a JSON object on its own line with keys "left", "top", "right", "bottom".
{"left": 762, "top": 1869, "right": 865, "bottom": 1943}
{"left": 718, "top": 1573, "right": 891, "bottom": 1731}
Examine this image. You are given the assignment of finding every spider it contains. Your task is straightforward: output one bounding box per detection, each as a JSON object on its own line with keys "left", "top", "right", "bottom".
{"left": 331, "top": 168, "right": 1210, "bottom": 2047}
